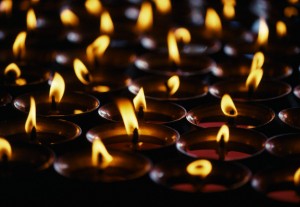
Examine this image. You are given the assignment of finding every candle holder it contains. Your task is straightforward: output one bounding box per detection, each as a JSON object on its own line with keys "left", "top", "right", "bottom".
{"left": 278, "top": 108, "right": 300, "bottom": 132}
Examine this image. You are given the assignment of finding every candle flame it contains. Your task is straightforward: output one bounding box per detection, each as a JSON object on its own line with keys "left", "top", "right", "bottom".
{"left": 205, "top": 8, "right": 222, "bottom": 37}
{"left": 49, "top": 72, "right": 65, "bottom": 104}
{"left": 86, "top": 35, "right": 110, "bottom": 63}
{"left": 25, "top": 96, "right": 36, "bottom": 134}
{"left": 186, "top": 159, "right": 212, "bottom": 178}
{"left": 284, "top": 6, "right": 298, "bottom": 18}
{"left": 294, "top": 168, "right": 300, "bottom": 186}
{"left": 174, "top": 27, "right": 191, "bottom": 44}
{"left": 92, "top": 85, "right": 110, "bottom": 92}
{"left": 85, "top": 0, "right": 102, "bottom": 16}
{"left": 100, "top": 10, "right": 114, "bottom": 35}
{"left": 167, "top": 75, "right": 180, "bottom": 96}
{"left": 222, "top": 0, "right": 236, "bottom": 19}
{"left": 167, "top": 30, "right": 180, "bottom": 65}
{"left": 116, "top": 98, "right": 139, "bottom": 135}
{"left": 221, "top": 94, "right": 238, "bottom": 117}
{"left": 136, "top": 1, "right": 153, "bottom": 33}
{"left": 250, "top": 51, "right": 264, "bottom": 73}
{"left": 256, "top": 18, "right": 269, "bottom": 47}
{"left": 216, "top": 124, "right": 230, "bottom": 143}
{"left": 4, "top": 62, "right": 27, "bottom": 85}
{"left": 153, "top": 0, "right": 171, "bottom": 14}
{"left": 60, "top": 8, "right": 79, "bottom": 27}
{"left": 133, "top": 87, "right": 147, "bottom": 112}
{"left": 92, "top": 138, "right": 113, "bottom": 168}
{"left": 73, "top": 58, "right": 92, "bottom": 85}
{"left": 288, "top": 0, "right": 299, "bottom": 3}
{"left": 13, "top": 31, "right": 27, "bottom": 59}
{"left": 276, "top": 21, "right": 287, "bottom": 37}
{"left": 0, "top": 0, "right": 12, "bottom": 15}
{"left": 27, "top": 8, "right": 37, "bottom": 30}
{"left": 246, "top": 68, "right": 263, "bottom": 92}
{"left": 0, "top": 138, "right": 12, "bottom": 161}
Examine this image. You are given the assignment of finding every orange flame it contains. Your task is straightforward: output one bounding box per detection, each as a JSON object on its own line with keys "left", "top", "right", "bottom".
{"left": 60, "top": 8, "right": 79, "bottom": 27}
{"left": 294, "top": 168, "right": 300, "bottom": 186}
{"left": 167, "top": 75, "right": 180, "bottom": 96}
{"left": 276, "top": 21, "right": 287, "bottom": 37}
{"left": 174, "top": 27, "right": 191, "bottom": 44}
{"left": 0, "top": 138, "right": 12, "bottom": 161}
{"left": 86, "top": 35, "right": 110, "bottom": 63}
{"left": 25, "top": 96, "right": 36, "bottom": 134}
{"left": 167, "top": 30, "right": 180, "bottom": 65}
{"left": 0, "top": 0, "right": 12, "bottom": 15}
{"left": 246, "top": 68, "right": 263, "bottom": 92}
{"left": 256, "top": 18, "right": 269, "bottom": 47}
{"left": 49, "top": 72, "right": 65, "bottom": 103}
{"left": 284, "top": 6, "right": 298, "bottom": 18}
{"left": 216, "top": 124, "right": 230, "bottom": 143}
{"left": 186, "top": 159, "right": 212, "bottom": 178}
{"left": 13, "top": 31, "right": 27, "bottom": 59}
{"left": 221, "top": 94, "right": 238, "bottom": 117}
{"left": 205, "top": 8, "right": 222, "bottom": 37}
{"left": 92, "top": 138, "right": 113, "bottom": 168}
{"left": 222, "top": 0, "right": 235, "bottom": 19}
{"left": 27, "top": 8, "right": 37, "bottom": 30}
{"left": 133, "top": 87, "right": 147, "bottom": 112}
{"left": 153, "top": 0, "right": 171, "bottom": 14}
{"left": 85, "top": 0, "right": 102, "bottom": 16}
{"left": 136, "top": 1, "right": 153, "bottom": 33}
{"left": 73, "top": 58, "right": 92, "bottom": 85}
{"left": 250, "top": 51, "right": 264, "bottom": 73}
{"left": 100, "top": 10, "right": 114, "bottom": 35}
{"left": 4, "top": 63, "right": 26, "bottom": 85}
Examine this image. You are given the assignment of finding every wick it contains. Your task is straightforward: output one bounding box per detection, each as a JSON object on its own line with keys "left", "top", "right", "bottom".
{"left": 30, "top": 126, "right": 38, "bottom": 143}
{"left": 216, "top": 135, "right": 227, "bottom": 161}
{"left": 1, "top": 153, "right": 8, "bottom": 163}
{"left": 190, "top": 176, "right": 206, "bottom": 192}
{"left": 164, "top": 81, "right": 171, "bottom": 97}
{"left": 131, "top": 128, "right": 139, "bottom": 150}
{"left": 170, "top": 60, "right": 179, "bottom": 72}
{"left": 84, "top": 73, "right": 91, "bottom": 84}
{"left": 137, "top": 106, "right": 144, "bottom": 120}
{"left": 227, "top": 110, "right": 236, "bottom": 127}
{"left": 51, "top": 95, "right": 57, "bottom": 111}
{"left": 248, "top": 85, "right": 254, "bottom": 99}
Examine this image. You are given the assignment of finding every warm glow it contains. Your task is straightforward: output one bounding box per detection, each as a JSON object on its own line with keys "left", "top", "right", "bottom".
{"left": 49, "top": 72, "right": 65, "bottom": 103}
{"left": 0, "top": 0, "right": 12, "bottom": 14}
{"left": 167, "top": 75, "right": 180, "bottom": 96}
{"left": 136, "top": 1, "right": 153, "bottom": 33}
{"left": 256, "top": 18, "right": 269, "bottom": 47}
{"left": 85, "top": 0, "right": 102, "bottom": 16}
{"left": 174, "top": 27, "right": 191, "bottom": 44}
{"left": 222, "top": 0, "right": 235, "bottom": 19}
{"left": 0, "top": 138, "right": 12, "bottom": 161}
{"left": 4, "top": 63, "right": 21, "bottom": 78}
{"left": 92, "top": 138, "right": 113, "bottom": 168}
{"left": 153, "top": 0, "right": 171, "bottom": 14}
{"left": 216, "top": 124, "right": 230, "bottom": 143}
{"left": 276, "top": 21, "right": 287, "bottom": 37}
{"left": 86, "top": 35, "right": 110, "bottom": 63}
{"left": 205, "top": 8, "right": 222, "bottom": 36}
{"left": 221, "top": 94, "right": 238, "bottom": 117}
{"left": 60, "top": 8, "right": 79, "bottom": 27}
{"left": 284, "top": 6, "right": 298, "bottom": 17}
{"left": 73, "top": 58, "right": 92, "bottom": 85}
{"left": 116, "top": 98, "right": 139, "bottom": 135}
{"left": 186, "top": 159, "right": 212, "bottom": 178}
{"left": 13, "top": 31, "right": 27, "bottom": 59}
{"left": 167, "top": 30, "right": 180, "bottom": 65}
{"left": 250, "top": 51, "right": 264, "bottom": 73}
{"left": 25, "top": 96, "right": 36, "bottom": 134}
{"left": 246, "top": 68, "right": 263, "bottom": 91}
{"left": 100, "top": 10, "right": 114, "bottom": 35}
{"left": 92, "top": 85, "right": 110, "bottom": 92}
{"left": 27, "top": 8, "right": 37, "bottom": 30}
{"left": 294, "top": 168, "right": 300, "bottom": 186}
{"left": 133, "top": 87, "right": 147, "bottom": 112}
{"left": 288, "top": 0, "right": 299, "bottom": 3}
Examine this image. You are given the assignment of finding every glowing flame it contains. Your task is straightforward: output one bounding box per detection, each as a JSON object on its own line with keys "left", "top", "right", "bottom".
{"left": 222, "top": 0, "right": 235, "bottom": 19}
{"left": 221, "top": 94, "right": 238, "bottom": 117}
{"left": 205, "top": 8, "right": 222, "bottom": 36}
{"left": 246, "top": 68, "right": 263, "bottom": 91}
{"left": 174, "top": 27, "right": 191, "bottom": 44}
{"left": 288, "top": 0, "right": 299, "bottom": 3}
{"left": 133, "top": 87, "right": 147, "bottom": 112}
{"left": 0, "top": 0, "right": 12, "bottom": 14}
{"left": 250, "top": 51, "right": 264, "bottom": 73}
{"left": 0, "top": 138, "right": 12, "bottom": 161}
{"left": 49, "top": 72, "right": 65, "bottom": 103}
{"left": 167, "top": 30, "right": 180, "bottom": 65}
{"left": 13, "top": 31, "right": 27, "bottom": 59}
{"left": 73, "top": 58, "right": 92, "bottom": 85}
{"left": 4, "top": 63, "right": 21, "bottom": 78}
{"left": 86, "top": 35, "right": 110, "bottom": 63}
{"left": 27, "top": 8, "right": 37, "bottom": 30}
{"left": 294, "top": 168, "right": 300, "bottom": 186}
{"left": 60, "top": 8, "right": 79, "bottom": 27}
{"left": 256, "top": 18, "right": 269, "bottom": 47}
{"left": 116, "top": 98, "right": 139, "bottom": 135}
{"left": 92, "top": 85, "right": 110, "bottom": 92}
{"left": 100, "top": 10, "right": 114, "bottom": 35}
{"left": 284, "top": 6, "right": 298, "bottom": 18}
{"left": 216, "top": 124, "right": 230, "bottom": 143}
{"left": 276, "top": 21, "right": 287, "bottom": 37}
{"left": 186, "top": 159, "right": 212, "bottom": 178}
{"left": 167, "top": 75, "right": 180, "bottom": 96}
{"left": 153, "top": 0, "right": 171, "bottom": 14}
{"left": 85, "top": 0, "right": 102, "bottom": 16}
{"left": 136, "top": 1, "right": 153, "bottom": 33}
{"left": 92, "top": 138, "right": 113, "bottom": 168}
{"left": 25, "top": 96, "right": 36, "bottom": 134}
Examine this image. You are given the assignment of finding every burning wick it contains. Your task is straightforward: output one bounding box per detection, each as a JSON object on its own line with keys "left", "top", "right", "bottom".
{"left": 132, "top": 128, "right": 139, "bottom": 150}
{"left": 137, "top": 106, "right": 144, "bottom": 120}
{"left": 227, "top": 109, "right": 236, "bottom": 127}
{"left": 30, "top": 126, "right": 37, "bottom": 143}
{"left": 0, "top": 138, "right": 12, "bottom": 163}
{"left": 51, "top": 95, "right": 57, "bottom": 111}
{"left": 216, "top": 125, "right": 229, "bottom": 161}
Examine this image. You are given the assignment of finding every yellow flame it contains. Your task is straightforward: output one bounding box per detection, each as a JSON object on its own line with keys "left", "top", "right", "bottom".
{"left": 167, "top": 30, "right": 180, "bottom": 65}
{"left": 116, "top": 98, "right": 139, "bottom": 135}
{"left": 73, "top": 58, "right": 91, "bottom": 85}
{"left": 136, "top": 1, "right": 153, "bottom": 33}
{"left": 246, "top": 68, "right": 263, "bottom": 91}
{"left": 49, "top": 72, "right": 65, "bottom": 103}
{"left": 92, "top": 85, "right": 110, "bottom": 92}
{"left": 0, "top": 138, "right": 12, "bottom": 161}
{"left": 27, "top": 8, "right": 37, "bottom": 30}
{"left": 257, "top": 18, "right": 269, "bottom": 47}
{"left": 205, "top": 8, "right": 222, "bottom": 36}
{"left": 174, "top": 27, "right": 191, "bottom": 44}
{"left": 92, "top": 138, "right": 113, "bottom": 168}
{"left": 60, "top": 8, "right": 79, "bottom": 27}
{"left": 167, "top": 75, "right": 180, "bottom": 96}
{"left": 4, "top": 63, "right": 21, "bottom": 78}
{"left": 250, "top": 51, "right": 264, "bottom": 73}
{"left": 294, "top": 168, "right": 300, "bottom": 186}
{"left": 186, "top": 159, "right": 212, "bottom": 178}
{"left": 25, "top": 96, "right": 36, "bottom": 134}
{"left": 100, "top": 10, "right": 114, "bottom": 35}
{"left": 13, "top": 31, "right": 27, "bottom": 59}
{"left": 85, "top": 0, "right": 102, "bottom": 16}
{"left": 222, "top": 0, "right": 235, "bottom": 19}
{"left": 216, "top": 124, "right": 230, "bottom": 143}
{"left": 0, "top": 0, "right": 12, "bottom": 15}
{"left": 276, "top": 21, "right": 287, "bottom": 37}
{"left": 221, "top": 94, "right": 238, "bottom": 117}
{"left": 86, "top": 35, "right": 110, "bottom": 63}
{"left": 133, "top": 87, "right": 147, "bottom": 112}
{"left": 153, "top": 0, "right": 171, "bottom": 14}
{"left": 284, "top": 6, "right": 298, "bottom": 17}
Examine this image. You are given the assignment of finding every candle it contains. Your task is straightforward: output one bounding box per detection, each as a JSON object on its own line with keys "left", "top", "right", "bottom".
{"left": 278, "top": 108, "right": 300, "bottom": 132}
